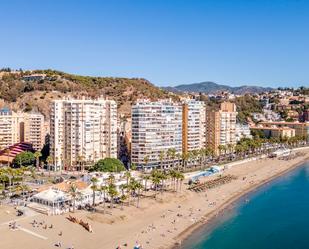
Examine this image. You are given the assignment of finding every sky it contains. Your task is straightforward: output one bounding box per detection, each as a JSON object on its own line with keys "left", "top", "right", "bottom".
{"left": 1, "top": 0, "right": 309, "bottom": 88}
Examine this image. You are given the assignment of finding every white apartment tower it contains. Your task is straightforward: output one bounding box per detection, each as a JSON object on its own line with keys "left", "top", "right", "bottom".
{"left": 131, "top": 99, "right": 182, "bottom": 170}
{"left": 182, "top": 100, "right": 206, "bottom": 154}
{"left": 50, "top": 97, "right": 117, "bottom": 171}
{"left": 219, "top": 102, "right": 237, "bottom": 146}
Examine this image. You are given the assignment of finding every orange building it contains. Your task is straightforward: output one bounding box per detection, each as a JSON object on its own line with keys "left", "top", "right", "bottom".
{"left": 205, "top": 102, "right": 237, "bottom": 155}
{"left": 259, "top": 121, "right": 309, "bottom": 140}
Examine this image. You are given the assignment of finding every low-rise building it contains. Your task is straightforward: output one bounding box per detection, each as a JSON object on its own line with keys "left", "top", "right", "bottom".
{"left": 250, "top": 126, "right": 296, "bottom": 139}
{"left": 258, "top": 121, "right": 309, "bottom": 140}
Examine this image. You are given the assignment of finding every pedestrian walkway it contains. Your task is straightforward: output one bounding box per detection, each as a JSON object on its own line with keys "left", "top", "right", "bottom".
{"left": 18, "top": 226, "right": 48, "bottom": 240}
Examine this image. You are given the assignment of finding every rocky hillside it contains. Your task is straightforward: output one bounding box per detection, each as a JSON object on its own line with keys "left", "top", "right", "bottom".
{"left": 0, "top": 69, "right": 174, "bottom": 118}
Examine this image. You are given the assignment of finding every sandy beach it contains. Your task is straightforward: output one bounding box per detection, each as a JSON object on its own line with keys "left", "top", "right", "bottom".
{"left": 1, "top": 148, "right": 309, "bottom": 249}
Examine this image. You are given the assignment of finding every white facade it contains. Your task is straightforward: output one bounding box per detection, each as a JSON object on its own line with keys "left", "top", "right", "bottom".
{"left": 219, "top": 103, "right": 237, "bottom": 147}
{"left": 50, "top": 97, "right": 117, "bottom": 171}
{"left": 235, "top": 123, "right": 252, "bottom": 141}
{"left": 183, "top": 99, "right": 206, "bottom": 152}
{"left": 219, "top": 111, "right": 237, "bottom": 146}
{"left": 131, "top": 99, "right": 182, "bottom": 170}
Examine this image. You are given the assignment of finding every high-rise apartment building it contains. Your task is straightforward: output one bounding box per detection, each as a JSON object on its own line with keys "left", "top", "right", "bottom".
{"left": 182, "top": 100, "right": 206, "bottom": 154}
{"left": 50, "top": 97, "right": 117, "bottom": 171}
{"left": 206, "top": 102, "right": 237, "bottom": 154}
{"left": 131, "top": 99, "right": 182, "bottom": 170}
{"left": 0, "top": 108, "right": 45, "bottom": 151}
{"left": 23, "top": 112, "right": 46, "bottom": 151}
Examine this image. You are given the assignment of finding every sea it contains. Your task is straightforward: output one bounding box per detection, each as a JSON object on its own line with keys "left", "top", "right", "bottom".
{"left": 181, "top": 161, "right": 309, "bottom": 249}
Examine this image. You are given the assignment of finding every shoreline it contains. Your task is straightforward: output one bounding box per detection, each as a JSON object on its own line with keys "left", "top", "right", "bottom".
{"left": 1, "top": 149, "right": 309, "bottom": 249}
{"left": 171, "top": 154, "right": 309, "bottom": 249}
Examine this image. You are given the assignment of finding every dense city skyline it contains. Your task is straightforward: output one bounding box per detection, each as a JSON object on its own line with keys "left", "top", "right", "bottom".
{"left": 1, "top": 0, "right": 309, "bottom": 88}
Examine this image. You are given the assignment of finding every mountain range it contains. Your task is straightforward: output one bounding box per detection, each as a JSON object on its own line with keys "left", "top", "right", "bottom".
{"left": 165, "top": 81, "right": 273, "bottom": 94}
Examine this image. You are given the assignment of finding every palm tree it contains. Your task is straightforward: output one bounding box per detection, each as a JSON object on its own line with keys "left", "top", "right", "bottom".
{"left": 124, "top": 171, "right": 131, "bottom": 190}
{"left": 4, "top": 148, "right": 10, "bottom": 168}
{"left": 90, "top": 177, "right": 99, "bottom": 207}
{"left": 169, "top": 169, "right": 177, "bottom": 191}
{"left": 4, "top": 167, "right": 13, "bottom": 197}
{"left": 143, "top": 155, "right": 149, "bottom": 171}
{"left": 142, "top": 174, "right": 150, "bottom": 192}
{"left": 108, "top": 183, "right": 118, "bottom": 209}
{"left": 158, "top": 171, "right": 168, "bottom": 195}
{"left": 100, "top": 185, "right": 108, "bottom": 214}
{"left": 46, "top": 156, "right": 52, "bottom": 176}
{"left": 18, "top": 166, "right": 29, "bottom": 198}
{"left": 134, "top": 180, "right": 143, "bottom": 208}
{"left": 227, "top": 144, "right": 234, "bottom": 159}
{"left": 76, "top": 155, "right": 82, "bottom": 171}
{"left": 218, "top": 145, "right": 225, "bottom": 158}
{"left": 34, "top": 151, "right": 42, "bottom": 170}
{"left": 120, "top": 194, "right": 127, "bottom": 210}
{"left": 159, "top": 151, "right": 165, "bottom": 170}
{"left": 119, "top": 183, "right": 129, "bottom": 206}
{"left": 176, "top": 153, "right": 182, "bottom": 171}
{"left": 167, "top": 148, "right": 176, "bottom": 169}
{"left": 69, "top": 184, "right": 80, "bottom": 213}
{"left": 182, "top": 152, "right": 189, "bottom": 172}
{"left": 191, "top": 150, "right": 199, "bottom": 168}
{"left": 176, "top": 171, "right": 185, "bottom": 192}
{"left": 80, "top": 155, "right": 86, "bottom": 172}
{"left": 130, "top": 163, "right": 137, "bottom": 171}
{"left": 151, "top": 170, "right": 161, "bottom": 199}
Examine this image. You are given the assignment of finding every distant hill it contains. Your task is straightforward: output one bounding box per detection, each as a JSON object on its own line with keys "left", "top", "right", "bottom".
{"left": 166, "top": 81, "right": 273, "bottom": 94}
{"left": 0, "top": 69, "right": 174, "bottom": 117}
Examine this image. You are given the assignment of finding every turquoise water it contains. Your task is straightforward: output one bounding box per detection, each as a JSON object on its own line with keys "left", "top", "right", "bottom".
{"left": 181, "top": 161, "right": 309, "bottom": 249}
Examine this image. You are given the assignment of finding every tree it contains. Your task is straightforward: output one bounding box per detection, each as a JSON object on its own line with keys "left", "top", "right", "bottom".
{"left": 69, "top": 184, "right": 81, "bottom": 213}
{"left": 159, "top": 151, "right": 165, "bottom": 170}
{"left": 218, "top": 145, "right": 226, "bottom": 157}
{"left": 120, "top": 194, "right": 127, "bottom": 210}
{"left": 175, "top": 171, "right": 185, "bottom": 192}
{"left": 142, "top": 174, "right": 150, "bottom": 192}
{"left": 100, "top": 185, "right": 108, "bottom": 214}
{"left": 169, "top": 169, "right": 177, "bottom": 191}
{"left": 182, "top": 152, "right": 189, "bottom": 171}
{"left": 34, "top": 151, "right": 42, "bottom": 170}
{"left": 76, "top": 155, "right": 85, "bottom": 172}
{"left": 13, "top": 151, "right": 35, "bottom": 167}
{"left": 108, "top": 182, "right": 118, "bottom": 209}
{"left": 130, "top": 178, "right": 143, "bottom": 208}
{"left": 143, "top": 155, "right": 149, "bottom": 170}
{"left": 90, "top": 177, "right": 99, "bottom": 207}
{"left": 46, "top": 156, "right": 52, "bottom": 175}
{"left": 130, "top": 163, "right": 137, "bottom": 171}
{"left": 151, "top": 170, "right": 161, "bottom": 199}
{"left": 167, "top": 148, "right": 176, "bottom": 169}
{"left": 89, "top": 158, "right": 126, "bottom": 172}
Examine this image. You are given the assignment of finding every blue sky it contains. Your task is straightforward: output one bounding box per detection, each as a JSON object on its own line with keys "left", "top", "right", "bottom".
{"left": 1, "top": 0, "right": 308, "bottom": 87}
